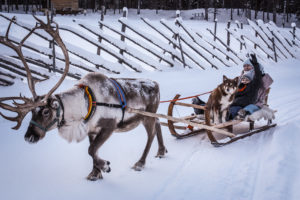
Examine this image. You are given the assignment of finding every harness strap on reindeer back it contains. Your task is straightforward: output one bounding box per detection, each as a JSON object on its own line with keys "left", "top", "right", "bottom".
{"left": 79, "top": 79, "right": 127, "bottom": 125}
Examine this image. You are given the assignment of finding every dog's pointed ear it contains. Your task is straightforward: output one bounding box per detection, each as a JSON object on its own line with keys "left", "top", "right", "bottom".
{"left": 234, "top": 77, "right": 239, "bottom": 84}
{"left": 223, "top": 75, "right": 228, "bottom": 81}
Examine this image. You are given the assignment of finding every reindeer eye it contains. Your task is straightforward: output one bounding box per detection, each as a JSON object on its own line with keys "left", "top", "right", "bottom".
{"left": 42, "top": 108, "right": 50, "bottom": 117}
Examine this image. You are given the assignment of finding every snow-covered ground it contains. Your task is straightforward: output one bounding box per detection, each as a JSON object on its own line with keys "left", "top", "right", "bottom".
{"left": 0, "top": 10, "right": 300, "bottom": 200}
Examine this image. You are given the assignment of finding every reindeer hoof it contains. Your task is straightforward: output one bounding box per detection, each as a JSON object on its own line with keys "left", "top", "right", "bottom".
{"left": 101, "top": 161, "right": 111, "bottom": 173}
{"left": 156, "top": 148, "right": 168, "bottom": 158}
{"left": 87, "top": 168, "right": 103, "bottom": 181}
{"left": 132, "top": 162, "right": 144, "bottom": 171}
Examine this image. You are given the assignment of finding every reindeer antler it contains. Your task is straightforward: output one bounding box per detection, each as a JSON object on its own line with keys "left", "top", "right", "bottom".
{"left": 0, "top": 16, "right": 39, "bottom": 100}
{"left": 0, "top": 14, "right": 70, "bottom": 130}
{"left": 0, "top": 96, "right": 45, "bottom": 129}
{"left": 32, "top": 14, "right": 70, "bottom": 101}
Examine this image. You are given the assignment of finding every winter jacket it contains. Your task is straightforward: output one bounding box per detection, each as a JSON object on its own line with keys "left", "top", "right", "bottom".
{"left": 231, "top": 59, "right": 263, "bottom": 108}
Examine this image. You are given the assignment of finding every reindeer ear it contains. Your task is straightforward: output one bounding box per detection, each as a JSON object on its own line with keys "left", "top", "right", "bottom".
{"left": 50, "top": 99, "right": 59, "bottom": 109}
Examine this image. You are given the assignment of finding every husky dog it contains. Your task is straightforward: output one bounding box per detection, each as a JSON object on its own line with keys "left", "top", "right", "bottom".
{"left": 205, "top": 75, "right": 239, "bottom": 124}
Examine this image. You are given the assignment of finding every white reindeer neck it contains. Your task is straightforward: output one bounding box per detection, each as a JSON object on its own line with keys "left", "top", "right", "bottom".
{"left": 59, "top": 86, "right": 87, "bottom": 122}
{"left": 57, "top": 86, "right": 89, "bottom": 143}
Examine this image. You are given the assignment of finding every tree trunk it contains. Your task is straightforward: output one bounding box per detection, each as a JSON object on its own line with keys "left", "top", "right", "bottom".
{"left": 204, "top": 0, "right": 208, "bottom": 21}
{"left": 113, "top": 0, "right": 117, "bottom": 14}
{"left": 248, "top": 1, "right": 251, "bottom": 20}
{"left": 187, "top": 0, "right": 190, "bottom": 10}
{"left": 255, "top": 0, "right": 258, "bottom": 19}
{"left": 26, "top": 0, "right": 29, "bottom": 14}
{"left": 230, "top": 0, "right": 233, "bottom": 20}
{"left": 137, "top": 0, "right": 141, "bottom": 14}
{"left": 15, "top": 0, "right": 18, "bottom": 10}
{"left": 286, "top": 0, "right": 289, "bottom": 22}
{"left": 178, "top": 0, "right": 182, "bottom": 10}
{"left": 213, "top": 0, "right": 217, "bottom": 21}
{"left": 267, "top": 0, "right": 270, "bottom": 20}
{"left": 7, "top": 0, "right": 9, "bottom": 13}
{"left": 273, "top": 0, "right": 277, "bottom": 23}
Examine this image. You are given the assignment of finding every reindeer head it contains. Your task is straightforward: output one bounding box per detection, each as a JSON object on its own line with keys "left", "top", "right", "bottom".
{"left": 24, "top": 96, "right": 64, "bottom": 143}
{"left": 0, "top": 14, "right": 69, "bottom": 143}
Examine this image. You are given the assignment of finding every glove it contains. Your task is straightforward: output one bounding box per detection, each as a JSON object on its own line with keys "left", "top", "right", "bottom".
{"left": 250, "top": 54, "right": 258, "bottom": 65}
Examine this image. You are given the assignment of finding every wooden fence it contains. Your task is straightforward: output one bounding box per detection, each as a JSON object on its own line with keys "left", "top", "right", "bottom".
{"left": 0, "top": 9, "right": 299, "bottom": 86}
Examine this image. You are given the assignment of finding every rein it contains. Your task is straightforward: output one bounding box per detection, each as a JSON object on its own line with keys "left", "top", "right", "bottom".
{"left": 160, "top": 91, "right": 212, "bottom": 103}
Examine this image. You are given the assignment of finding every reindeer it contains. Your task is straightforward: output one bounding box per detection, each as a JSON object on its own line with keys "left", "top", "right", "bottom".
{"left": 0, "top": 15, "right": 167, "bottom": 181}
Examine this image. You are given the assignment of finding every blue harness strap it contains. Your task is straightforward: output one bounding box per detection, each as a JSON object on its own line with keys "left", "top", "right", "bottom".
{"left": 109, "top": 78, "right": 127, "bottom": 124}
{"left": 109, "top": 79, "right": 127, "bottom": 109}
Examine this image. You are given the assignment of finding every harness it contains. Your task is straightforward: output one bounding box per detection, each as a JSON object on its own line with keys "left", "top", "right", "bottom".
{"left": 79, "top": 78, "right": 127, "bottom": 125}
{"left": 30, "top": 79, "right": 127, "bottom": 132}
{"left": 30, "top": 95, "right": 65, "bottom": 132}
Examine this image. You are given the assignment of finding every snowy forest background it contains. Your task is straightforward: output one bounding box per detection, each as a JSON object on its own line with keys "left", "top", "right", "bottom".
{"left": 1, "top": 0, "right": 300, "bottom": 27}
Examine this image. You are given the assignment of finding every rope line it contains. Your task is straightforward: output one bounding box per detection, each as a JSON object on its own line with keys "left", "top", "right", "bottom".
{"left": 160, "top": 91, "right": 212, "bottom": 103}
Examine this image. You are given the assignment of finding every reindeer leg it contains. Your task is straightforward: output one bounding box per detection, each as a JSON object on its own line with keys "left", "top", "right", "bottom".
{"left": 86, "top": 134, "right": 102, "bottom": 181}
{"left": 154, "top": 118, "right": 167, "bottom": 158}
{"left": 132, "top": 117, "right": 156, "bottom": 171}
{"left": 87, "top": 128, "right": 114, "bottom": 181}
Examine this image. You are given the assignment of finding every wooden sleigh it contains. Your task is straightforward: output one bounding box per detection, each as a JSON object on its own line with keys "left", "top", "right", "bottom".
{"left": 128, "top": 89, "right": 276, "bottom": 147}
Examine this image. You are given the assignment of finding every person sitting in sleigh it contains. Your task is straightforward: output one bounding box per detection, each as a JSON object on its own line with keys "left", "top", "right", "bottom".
{"left": 228, "top": 54, "right": 274, "bottom": 120}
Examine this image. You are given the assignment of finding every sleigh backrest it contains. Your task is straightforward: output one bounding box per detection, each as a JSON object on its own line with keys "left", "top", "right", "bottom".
{"left": 264, "top": 87, "right": 271, "bottom": 106}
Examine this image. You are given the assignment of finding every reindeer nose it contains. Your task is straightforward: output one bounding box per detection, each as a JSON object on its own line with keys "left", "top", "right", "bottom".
{"left": 24, "top": 131, "right": 40, "bottom": 143}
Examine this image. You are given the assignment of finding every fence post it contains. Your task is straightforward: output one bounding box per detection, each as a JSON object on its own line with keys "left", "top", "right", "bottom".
{"left": 97, "top": 6, "right": 105, "bottom": 57}
{"left": 212, "top": 18, "right": 217, "bottom": 58}
{"left": 291, "top": 22, "right": 296, "bottom": 45}
{"left": 119, "top": 7, "right": 128, "bottom": 63}
{"left": 214, "top": 19, "right": 217, "bottom": 41}
{"left": 48, "top": 5, "right": 56, "bottom": 72}
{"left": 175, "top": 10, "right": 186, "bottom": 68}
{"left": 254, "top": 21, "right": 259, "bottom": 49}
{"left": 226, "top": 21, "right": 231, "bottom": 60}
{"left": 240, "top": 22, "right": 244, "bottom": 51}
{"left": 95, "top": 6, "right": 105, "bottom": 69}
{"left": 271, "top": 31, "right": 277, "bottom": 62}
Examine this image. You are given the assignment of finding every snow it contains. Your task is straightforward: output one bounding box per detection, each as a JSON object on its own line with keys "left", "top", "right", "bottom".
{"left": 0, "top": 9, "right": 300, "bottom": 200}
